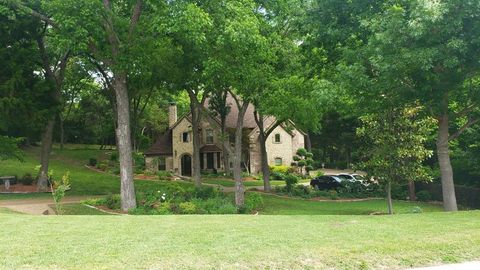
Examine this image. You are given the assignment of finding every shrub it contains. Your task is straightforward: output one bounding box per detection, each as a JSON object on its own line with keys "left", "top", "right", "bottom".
{"left": 88, "top": 158, "right": 97, "bottom": 166}
{"left": 328, "top": 190, "right": 338, "bottom": 200}
{"left": 20, "top": 173, "right": 34, "bottom": 185}
{"left": 154, "top": 202, "right": 172, "bottom": 215}
{"left": 105, "top": 194, "right": 121, "bottom": 210}
{"left": 416, "top": 190, "right": 432, "bottom": 202}
{"left": 293, "top": 155, "right": 301, "bottom": 162}
{"left": 284, "top": 174, "right": 299, "bottom": 192}
{"left": 96, "top": 160, "right": 109, "bottom": 171}
{"left": 305, "top": 152, "right": 314, "bottom": 159}
{"left": 242, "top": 192, "right": 264, "bottom": 213}
{"left": 193, "top": 186, "right": 220, "bottom": 199}
{"left": 133, "top": 152, "right": 145, "bottom": 171}
{"left": 296, "top": 148, "right": 307, "bottom": 156}
{"left": 297, "top": 160, "right": 306, "bottom": 167}
{"left": 179, "top": 202, "right": 197, "bottom": 214}
{"left": 191, "top": 197, "right": 237, "bottom": 214}
{"left": 411, "top": 206, "right": 423, "bottom": 213}
{"left": 291, "top": 185, "right": 311, "bottom": 198}
{"left": 157, "top": 171, "right": 173, "bottom": 179}
{"left": 110, "top": 152, "right": 119, "bottom": 161}
{"left": 271, "top": 171, "right": 285, "bottom": 180}
{"left": 270, "top": 165, "right": 290, "bottom": 174}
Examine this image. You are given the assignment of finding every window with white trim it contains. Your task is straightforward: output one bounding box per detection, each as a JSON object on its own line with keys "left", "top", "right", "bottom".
{"left": 206, "top": 129, "right": 214, "bottom": 144}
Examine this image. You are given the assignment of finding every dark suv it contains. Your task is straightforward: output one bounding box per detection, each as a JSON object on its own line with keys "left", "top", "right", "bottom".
{"left": 310, "top": 175, "right": 344, "bottom": 190}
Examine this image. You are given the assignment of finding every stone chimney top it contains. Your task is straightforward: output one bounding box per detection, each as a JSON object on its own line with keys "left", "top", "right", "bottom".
{"left": 168, "top": 102, "right": 177, "bottom": 128}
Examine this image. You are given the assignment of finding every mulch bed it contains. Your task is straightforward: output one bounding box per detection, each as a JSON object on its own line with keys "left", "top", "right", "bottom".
{"left": 0, "top": 184, "right": 49, "bottom": 194}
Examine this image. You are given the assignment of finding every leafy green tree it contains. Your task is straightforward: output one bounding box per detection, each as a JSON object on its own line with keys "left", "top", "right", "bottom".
{"left": 0, "top": 136, "right": 24, "bottom": 161}
{"left": 357, "top": 106, "right": 434, "bottom": 214}
{"left": 349, "top": 1, "right": 480, "bottom": 211}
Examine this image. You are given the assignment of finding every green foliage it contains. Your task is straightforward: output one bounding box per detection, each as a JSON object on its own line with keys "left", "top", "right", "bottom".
{"left": 270, "top": 171, "right": 285, "bottom": 180}
{"left": 270, "top": 165, "right": 291, "bottom": 174}
{"left": 284, "top": 174, "right": 299, "bottom": 192}
{"left": 357, "top": 106, "right": 434, "bottom": 188}
{"left": 416, "top": 191, "right": 432, "bottom": 202}
{"left": 157, "top": 171, "right": 173, "bottom": 179}
{"left": 0, "top": 136, "right": 24, "bottom": 161}
{"left": 296, "top": 148, "right": 307, "bottom": 157}
{"left": 51, "top": 171, "right": 71, "bottom": 214}
{"left": 242, "top": 192, "right": 264, "bottom": 214}
{"left": 19, "top": 173, "right": 34, "bottom": 185}
{"left": 178, "top": 202, "right": 197, "bottom": 214}
{"left": 88, "top": 158, "right": 97, "bottom": 167}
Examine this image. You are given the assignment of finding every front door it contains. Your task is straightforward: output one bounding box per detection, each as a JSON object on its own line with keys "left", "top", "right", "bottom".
{"left": 181, "top": 155, "right": 192, "bottom": 176}
{"left": 206, "top": 153, "right": 214, "bottom": 169}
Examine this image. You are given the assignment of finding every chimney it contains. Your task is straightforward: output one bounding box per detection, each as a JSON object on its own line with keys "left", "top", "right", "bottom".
{"left": 168, "top": 102, "right": 177, "bottom": 128}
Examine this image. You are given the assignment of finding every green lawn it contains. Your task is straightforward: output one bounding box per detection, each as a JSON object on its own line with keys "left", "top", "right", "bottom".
{"left": 0, "top": 146, "right": 191, "bottom": 198}
{"left": 202, "top": 177, "right": 310, "bottom": 187}
{"left": 258, "top": 194, "right": 442, "bottom": 215}
{"left": 0, "top": 211, "right": 479, "bottom": 269}
{"left": 52, "top": 203, "right": 111, "bottom": 215}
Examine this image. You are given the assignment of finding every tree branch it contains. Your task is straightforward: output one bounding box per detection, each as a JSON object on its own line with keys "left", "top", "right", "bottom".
{"left": 3, "top": 0, "right": 59, "bottom": 28}
{"left": 128, "top": 0, "right": 143, "bottom": 39}
{"left": 449, "top": 117, "right": 480, "bottom": 141}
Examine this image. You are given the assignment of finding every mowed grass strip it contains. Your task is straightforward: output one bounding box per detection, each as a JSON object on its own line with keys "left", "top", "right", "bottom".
{"left": 0, "top": 211, "right": 479, "bottom": 269}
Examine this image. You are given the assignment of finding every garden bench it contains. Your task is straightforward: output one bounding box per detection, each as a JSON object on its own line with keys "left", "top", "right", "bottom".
{"left": 0, "top": 176, "right": 16, "bottom": 191}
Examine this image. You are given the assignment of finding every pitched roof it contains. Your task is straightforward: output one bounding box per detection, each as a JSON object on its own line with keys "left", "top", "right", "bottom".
{"left": 200, "top": 145, "right": 222, "bottom": 152}
{"left": 144, "top": 129, "right": 173, "bottom": 156}
{"left": 205, "top": 92, "right": 257, "bottom": 129}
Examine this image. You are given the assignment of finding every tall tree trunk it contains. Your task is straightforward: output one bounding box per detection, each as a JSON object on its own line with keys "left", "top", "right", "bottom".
{"left": 305, "top": 133, "right": 312, "bottom": 152}
{"left": 386, "top": 181, "right": 393, "bottom": 215}
{"left": 437, "top": 112, "right": 458, "bottom": 211}
{"left": 59, "top": 115, "right": 65, "bottom": 150}
{"left": 259, "top": 131, "right": 271, "bottom": 192}
{"left": 253, "top": 112, "right": 271, "bottom": 192}
{"left": 408, "top": 181, "right": 416, "bottom": 201}
{"left": 221, "top": 125, "right": 230, "bottom": 176}
{"left": 188, "top": 90, "right": 202, "bottom": 187}
{"left": 233, "top": 102, "right": 249, "bottom": 207}
{"left": 114, "top": 74, "right": 136, "bottom": 211}
{"left": 37, "top": 119, "right": 55, "bottom": 191}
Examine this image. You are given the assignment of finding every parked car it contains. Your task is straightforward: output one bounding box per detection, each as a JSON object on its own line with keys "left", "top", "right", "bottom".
{"left": 337, "top": 173, "right": 370, "bottom": 186}
{"left": 310, "top": 175, "right": 344, "bottom": 190}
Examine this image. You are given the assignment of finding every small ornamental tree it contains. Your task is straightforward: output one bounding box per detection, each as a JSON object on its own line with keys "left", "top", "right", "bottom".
{"left": 356, "top": 106, "right": 434, "bottom": 214}
{"left": 293, "top": 148, "right": 314, "bottom": 175}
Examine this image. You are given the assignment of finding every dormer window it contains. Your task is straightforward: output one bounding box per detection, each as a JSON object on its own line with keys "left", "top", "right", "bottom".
{"left": 274, "top": 133, "right": 281, "bottom": 143}
{"left": 206, "top": 129, "right": 214, "bottom": 144}
{"left": 182, "top": 132, "right": 189, "bottom": 143}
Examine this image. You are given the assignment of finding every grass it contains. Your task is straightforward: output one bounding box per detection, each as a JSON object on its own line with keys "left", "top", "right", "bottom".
{"left": 1, "top": 145, "right": 479, "bottom": 269}
{"left": 202, "top": 177, "right": 310, "bottom": 187}
{"left": 258, "top": 194, "right": 442, "bottom": 215}
{"left": 0, "top": 145, "right": 192, "bottom": 198}
{"left": 51, "top": 203, "right": 111, "bottom": 215}
{"left": 0, "top": 211, "right": 479, "bottom": 269}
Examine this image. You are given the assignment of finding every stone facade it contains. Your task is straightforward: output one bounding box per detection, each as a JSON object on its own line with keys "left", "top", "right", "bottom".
{"left": 146, "top": 98, "right": 305, "bottom": 176}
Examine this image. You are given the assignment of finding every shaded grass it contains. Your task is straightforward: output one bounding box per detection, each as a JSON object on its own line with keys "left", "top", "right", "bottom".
{"left": 0, "top": 146, "right": 191, "bottom": 198}
{"left": 258, "top": 194, "right": 443, "bottom": 215}
{"left": 0, "top": 211, "right": 479, "bottom": 269}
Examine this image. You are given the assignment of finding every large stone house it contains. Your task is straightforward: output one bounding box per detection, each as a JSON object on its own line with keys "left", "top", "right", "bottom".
{"left": 145, "top": 95, "right": 306, "bottom": 176}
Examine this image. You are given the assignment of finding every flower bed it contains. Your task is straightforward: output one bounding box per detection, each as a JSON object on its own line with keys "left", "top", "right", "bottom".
{"left": 83, "top": 183, "right": 264, "bottom": 215}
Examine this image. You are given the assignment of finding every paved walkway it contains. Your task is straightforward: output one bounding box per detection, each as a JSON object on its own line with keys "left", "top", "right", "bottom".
{"left": 408, "top": 262, "right": 480, "bottom": 270}
{"left": 0, "top": 196, "right": 98, "bottom": 215}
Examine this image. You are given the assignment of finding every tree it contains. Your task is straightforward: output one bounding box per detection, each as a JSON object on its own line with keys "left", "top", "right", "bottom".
{"left": 0, "top": 136, "right": 24, "bottom": 161}
{"left": 352, "top": 1, "right": 480, "bottom": 211}
{"left": 357, "top": 106, "right": 434, "bottom": 214}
